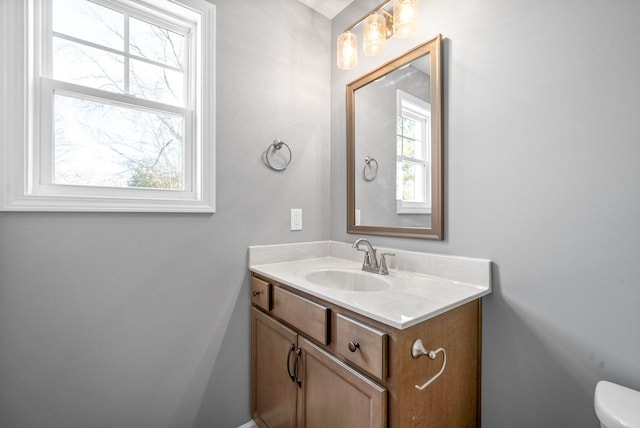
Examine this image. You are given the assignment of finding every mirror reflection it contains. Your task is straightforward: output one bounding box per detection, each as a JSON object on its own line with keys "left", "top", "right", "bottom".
{"left": 355, "top": 53, "right": 431, "bottom": 229}
{"left": 347, "top": 35, "right": 443, "bottom": 239}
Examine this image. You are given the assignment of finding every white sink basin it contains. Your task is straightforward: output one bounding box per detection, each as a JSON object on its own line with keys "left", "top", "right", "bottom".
{"left": 305, "top": 269, "right": 389, "bottom": 292}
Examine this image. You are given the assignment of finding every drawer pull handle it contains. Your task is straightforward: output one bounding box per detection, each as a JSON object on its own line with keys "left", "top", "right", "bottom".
{"left": 294, "top": 348, "right": 302, "bottom": 388}
{"left": 252, "top": 290, "right": 261, "bottom": 297}
{"left": 286, "top": 343, "right": 296, "bottom": 383}
{"left": 348, "top": 341, "right": 360, "bottom": 352}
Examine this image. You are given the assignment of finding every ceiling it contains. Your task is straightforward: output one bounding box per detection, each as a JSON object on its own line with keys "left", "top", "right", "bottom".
{"left": 297, "top": 0, "right": 354, "bottom": 19}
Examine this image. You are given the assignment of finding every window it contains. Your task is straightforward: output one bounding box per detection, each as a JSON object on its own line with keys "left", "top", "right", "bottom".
{"left": 396, "top": 90, "right": 431, "bottom": 214}
{"left": 1, "top": 0, "right": 215, "bottom": 212}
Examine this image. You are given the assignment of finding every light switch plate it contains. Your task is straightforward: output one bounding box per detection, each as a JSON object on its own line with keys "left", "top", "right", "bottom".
{"left": 290, "top": 209, "right": 302, "bottom": 231}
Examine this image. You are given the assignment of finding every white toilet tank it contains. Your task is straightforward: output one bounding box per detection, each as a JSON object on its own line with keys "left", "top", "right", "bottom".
{"left": 594, "top": 380, "right": 640, "bottom": 428}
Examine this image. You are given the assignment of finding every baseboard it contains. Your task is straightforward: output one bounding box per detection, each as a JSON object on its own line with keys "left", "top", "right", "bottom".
{"left": 238, "top": 420, "right": 257, "bottom": 428}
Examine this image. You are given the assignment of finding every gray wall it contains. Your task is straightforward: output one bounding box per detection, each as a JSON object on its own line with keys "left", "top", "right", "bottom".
{"left": 332, "top": 0, "right": 640, "bottom": 426}
{"left": 2, "top": 0, "right": 640, "bottom": 427}
{"left": 0, "top": 1, "right": 330, "bottom": 427}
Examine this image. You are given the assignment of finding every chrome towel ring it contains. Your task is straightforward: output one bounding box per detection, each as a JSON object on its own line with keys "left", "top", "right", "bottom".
{"left": 362, "top": 156, "right": 378, "bottom": 181}
{"left": 411, "top": 338, "right": 447, "bottom": 391}
{"left": 264, "top": 139, "right": 292, "bottom": 171}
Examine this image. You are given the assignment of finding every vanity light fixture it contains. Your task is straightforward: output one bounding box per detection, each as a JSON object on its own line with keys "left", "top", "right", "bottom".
{"left": 363, "top": 12, "right": 389, "bottom": 56}
{"left": 336, "top": 0, "right": 419, "bottom": 70}
{"left": 393, "top": 0, "right": 419, "bottom": 37}
{"left": 337, "top": 31, "right": 358, "bottom": 70}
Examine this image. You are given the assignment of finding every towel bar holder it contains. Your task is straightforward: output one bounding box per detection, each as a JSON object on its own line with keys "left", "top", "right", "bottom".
{"left": 411, "top": 338, "right": 447, "bottom": 391}
{"left": 264, "top": 139, "right": 292, "bottom": 171}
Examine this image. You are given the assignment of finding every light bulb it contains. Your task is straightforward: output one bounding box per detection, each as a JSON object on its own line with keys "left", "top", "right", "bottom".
{"left": 363, "top": 13, "right": 387, "bottom": 56}
{"left": 393, "top": 0, "right": 419, "bottom": 38}
{"left": 337, "top": 31, "right": 358, "bottom": 70}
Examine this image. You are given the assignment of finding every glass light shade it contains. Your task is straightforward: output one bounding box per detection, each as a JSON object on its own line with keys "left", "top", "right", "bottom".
{"left": 363, "top": 13, "right": 387, "bottom": 56}
{"left": 393, "top": 0, "right": 419, "bottom": 38}
{"left": 337, "top": 31, "right": 358, "bottom": 70}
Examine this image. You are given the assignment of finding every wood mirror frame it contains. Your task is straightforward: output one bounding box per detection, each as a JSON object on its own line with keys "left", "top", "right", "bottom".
{"left": 346, "top": 34, "right": 443, "bottom": 240}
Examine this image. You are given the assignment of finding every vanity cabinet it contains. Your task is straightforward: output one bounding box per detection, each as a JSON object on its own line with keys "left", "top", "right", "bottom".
{"left": 250, "top": 274, "right": 481, "bottom": 428}
{"left": 251, "top": 307, "right": 297, "bottom": 427}
{"left": 252, "top": 308, "right": 386, "bottom": 428}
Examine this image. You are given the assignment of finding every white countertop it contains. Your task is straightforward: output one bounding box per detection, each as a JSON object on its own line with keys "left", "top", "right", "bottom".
{"left": 248, "top": 241, "right": 492, "bottom": 330}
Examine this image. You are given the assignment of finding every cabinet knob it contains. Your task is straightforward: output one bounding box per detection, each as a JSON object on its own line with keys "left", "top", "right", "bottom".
{"left": 252, "top": 290, "right": 261, "bottom": 297}
{"left": 348, "top": 341, "right": 360, "bottom": 352}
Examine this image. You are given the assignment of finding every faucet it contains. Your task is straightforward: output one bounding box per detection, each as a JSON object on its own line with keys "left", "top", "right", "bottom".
{"left": 352, "top": 239, "right": 395, "bottom": 275}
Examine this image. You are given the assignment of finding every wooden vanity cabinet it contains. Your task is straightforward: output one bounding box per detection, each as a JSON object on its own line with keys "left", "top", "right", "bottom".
{"left": 297, "top": 335, "right": 386, "bottom": 428}
{"left": 251, "top": 308, "right": 297, "bottom": 428}
{"left": 251, "top": 308, "right": 386, "bottom": 428}
{"left": 250, "top": 274, "right": 481, "bottom": 428}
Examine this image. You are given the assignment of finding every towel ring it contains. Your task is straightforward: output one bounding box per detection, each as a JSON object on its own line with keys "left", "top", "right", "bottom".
{"left": 264, "top": 139, "right": 292, "bottom": 171}
{"left": 362, "top": 156, "right": 378, "bottom": 181}
{"left": 411, "top": 339, "right": 447, "bottom": 391}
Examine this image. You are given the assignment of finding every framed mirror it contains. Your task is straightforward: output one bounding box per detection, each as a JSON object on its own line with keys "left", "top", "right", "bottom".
{"left": 347, "top": 34, "right": 443, "bottom": 240}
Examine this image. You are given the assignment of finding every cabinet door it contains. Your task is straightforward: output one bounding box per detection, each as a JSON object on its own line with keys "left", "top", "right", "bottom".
{"left": 252, "top": 308, "right": 298, "bottom": 428}
{"left": 297, "top": 336, "right": 387, "bottom": 428}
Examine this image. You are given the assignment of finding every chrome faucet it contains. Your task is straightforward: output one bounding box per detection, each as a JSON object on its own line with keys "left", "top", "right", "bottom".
{"left": 353, "top": 238, "right": 379, "bottom": 272}
{"left": 352, "top": 238, "right": 395, "bottom": 275}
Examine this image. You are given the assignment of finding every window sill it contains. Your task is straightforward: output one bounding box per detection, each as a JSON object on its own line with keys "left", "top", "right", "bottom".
{"left": 2, "top": 194, "right": 215, "bottom": 213}
{"left": 396, "top": 200, "right": 431, "bottom": 215}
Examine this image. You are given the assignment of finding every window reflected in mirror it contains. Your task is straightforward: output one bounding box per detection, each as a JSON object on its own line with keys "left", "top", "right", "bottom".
{"left": 396, "top": 89, "right": 430, "bottom": 215}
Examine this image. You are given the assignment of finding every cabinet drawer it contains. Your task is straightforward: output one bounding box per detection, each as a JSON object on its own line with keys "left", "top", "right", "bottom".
{"left": 335, "top": 313, "right": 388, "bottom": 380}
{"left": 272, "top": 287, "right": 329, "bottom": 345}
{"left": 250, "top": 276, "right": 271, "bottom": 311}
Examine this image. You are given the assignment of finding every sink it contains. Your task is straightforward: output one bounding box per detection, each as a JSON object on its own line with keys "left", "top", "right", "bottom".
{"left": 305, "top": 269, "right": 389, "bottom": 292}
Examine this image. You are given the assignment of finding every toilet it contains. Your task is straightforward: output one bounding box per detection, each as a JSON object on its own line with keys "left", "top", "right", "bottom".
{"left": 594, "top": 380, "right": 640, "bottom": 427}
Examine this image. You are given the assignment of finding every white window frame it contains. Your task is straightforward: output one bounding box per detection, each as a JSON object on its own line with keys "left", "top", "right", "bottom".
{"left": 1, "top": 0, "right": 216, "bottom": 212}
{"left": 396, "top": 89, "right": 431, "bottom": 215}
